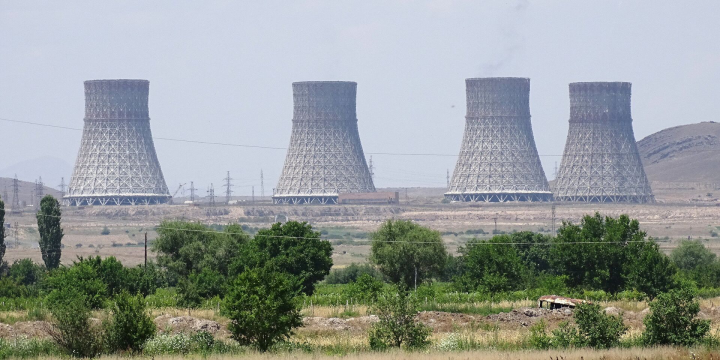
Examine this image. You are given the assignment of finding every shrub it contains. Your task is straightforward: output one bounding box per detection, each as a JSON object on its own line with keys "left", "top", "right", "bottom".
{"left": 103, "top": 291, "right": 156, "bottom": 353}
{"left": 8, "top": 259, "right": 45, "bottom": 287}
{"left": 368, "top": 289, "right": 431, "bottom": 350}
{"left": 643, "top": 286, "right": 710, "bottom": 346}
{"left": 455, "top": 236, "right": 529, "bottom": 293}
{"left": 101, "top": 227, "right": 110, "bottom": 235}
{"left": 573, "top": 303, "right": 626, "bottom": 349}
{"left": 223, "top": 266, "right": 302, "bottom": 352}
{"left": 45, "top": 262, "right": 107, "bottom": 309}
{"left": 325, "top": 263, "right": 382, "bottom": 284}
{"left": 47, "top": 289, "right": 103, "bottom": 358}
{"left": 348, "top": 273, "right": 384, "bottom": 302}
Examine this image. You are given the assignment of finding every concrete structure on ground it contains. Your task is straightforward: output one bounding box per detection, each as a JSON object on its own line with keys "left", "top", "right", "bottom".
{"left": 273, "top": 81, "right": 375, "bottom": 205}
{"left": 554, "top": 82, "right": 654, "bottom": 203}
{"left": 66, "top": 80, "right": 171, "bottom": 206}
{"left": 445, "top": 77, "right": 552, "bottom": 202}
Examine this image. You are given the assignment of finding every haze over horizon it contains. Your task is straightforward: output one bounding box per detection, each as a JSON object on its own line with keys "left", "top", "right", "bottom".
{"left": 1, "top": 1, "right": 719, "bottom": 195}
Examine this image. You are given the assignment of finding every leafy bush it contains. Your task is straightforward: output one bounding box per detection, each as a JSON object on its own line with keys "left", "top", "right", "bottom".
{"left": 103, "top": 291, "right": 156, "bottom": 354}
{"left": 347, "top": 273, "right": 384, "bottom": 302}
{"left": 45, "top": 262, "right": 107, "bottom": 309}
{"left": 643, "top": 286, "right": 710, "bottom": 346}
{"left": 573, "top": 303, "right": 626, "bottom": 349}
{"left": 223, "top": 266, "right": 302, "bottom": 352}
{"left": 370, "top": 220, "right": 447, "bottom": 289}
{"left": 8, "top": 259, "right": 45, "bottom": 287}
{"left": 455, "top": 236, "right": 529, "bottom": 293}
{"left": 325, "top": 263, "right": 382, "bottom": 284}
{"left": 237, "top": 221, "right": 332, "bottom": 295}
{"left": 101, "top": 227, "right": 110, "bottom": 235}
{"left": 0, "top": 337, "right": 60, "bottom": 358}
{"left": 368, "top": 289, "right": 431, "bottom": 350}
{"left": 47, "top": 289, "right": 103, "bottom": 358}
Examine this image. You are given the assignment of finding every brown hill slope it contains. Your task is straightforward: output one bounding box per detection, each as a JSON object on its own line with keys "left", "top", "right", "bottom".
{"left": 0, "top": 177, "right": 63, "bottom": 207}
{"left": 637, "top": 121, "right": 720, "bottom": 183}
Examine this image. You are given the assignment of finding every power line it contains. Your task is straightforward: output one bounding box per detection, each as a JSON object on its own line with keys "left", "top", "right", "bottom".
{"left": 6, "top": 116, "right": 720, "bottom": 158}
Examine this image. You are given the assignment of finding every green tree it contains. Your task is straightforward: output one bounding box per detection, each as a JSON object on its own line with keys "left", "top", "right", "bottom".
{"left": 643, "top": 286, "right": 710, "bottom": 346}
{"left": 47, "top": 288, "right": 103, "bottom": 358}
{"left": 623, "top": 241, "right": 676, "bottom": 298}
{"left": 573, "top": 303, "right": 627, "bottom": 349}
{"left": 0, "top": 197, "right": 6, "bottom": 266}
{"left": 37, "top": 195, "right": 63, "bottom": 269}
{"left": 223, "top": 266, "right": 302, "bottom": 352}
{"left": 509, "top": 231, "right": 552, "bottom": 274}
{"left": 153, "top": 221, "right": 247, "bottom": 284}
{"left": 550, "top": 213, "right": 642, "bottom": 293}
{"left": 104, "top": 291, "right": 156, "bottom": 354}
{"left": 368, "top": 289, "right": 431, "bottom": 350}
{"left": 670, "top": 239, "right": 716, "bottom": 271}
{"left": 455, "top": 236, "right": 529, "bottom": 292}
{"left": 46, "top": 262, "right": 107, "bottom": 309}
{"left": 8, "top": 258, "right": 45, "bottom": 286}
{"left": 370, "top": 220, "right": 447, "bottom": 289}
{"left": 237, "top": 221, "right": 332, "bottom": 295}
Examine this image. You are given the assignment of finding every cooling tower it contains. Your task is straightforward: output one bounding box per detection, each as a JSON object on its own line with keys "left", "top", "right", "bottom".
{"left": 554, "top": 82, "right": 654, "bottom": 203}
{"left": 273, "top": 81, "right": 375, "bottom": 204}
{"left": 445, "top": 78, "right": 552, "bottom": 202}
{"left": 65, "top": 80, "right": 171, "bottom": 206}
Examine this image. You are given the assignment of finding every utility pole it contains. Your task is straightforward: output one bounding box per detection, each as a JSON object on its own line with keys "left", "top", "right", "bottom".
{"left": 260, "top": 169, "right": 265, "bottom": 198}
{"left": 223, "top": 171, "right": 233, "bottom": 204}
{"left": 368, "top": 156, "right": 374, "bottom": 181}
{"left": 207, "top": 184, "right": 215, "bottom": 206}
{"left": 189, "top": 181, "right": 197, "bottom": 202}
{"left": 14, "top": 222, "right": 19, "bottom": 248}
{"left": 551, "top": 203, "right": 556, "bottom": 234}
{"left": 446, "top": 169, "right": 450, "bottom": 189}
{"left": 493, "top": 214, "right": 498, "bottom": 233}
{"left": 11, "top": 175, "right": 20, "bottom": 213}
{"left": 554, "top": 161, "right": 558, "bottom": 179}
{"left": 144, "top": 232, "right": 148, "bottom": 268}
{"left": 252, "top": 186, "right": 255, "bottom": 204}
{"left": 2, "top": 187, "right": 7, "bottom": 202}
{"left": 405, "top": 188, "right": 408, "bottom": 203}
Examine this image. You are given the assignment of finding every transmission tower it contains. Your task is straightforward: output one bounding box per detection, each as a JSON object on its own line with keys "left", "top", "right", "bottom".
{"left": 223, "top": 171, "right": 233, "bottom": 204}
{"left": 260, "top": 170, "right": 265, "bottom": 198}
{"left": 58, "top": 177, "right": 66, "bottom": 198}
{"left": 35, "top": 177, "right": 44, "bottom": 206}
{"left": 207, "top": 184, "right": 216, "bottom": 206}
{"left": 189, "top": 181, "right": 197, "bottom": 202}
{"left": 11, "top": 175, "right": 20, "bottom": 213}
{"left": 2, "top": 186, "right": 7, "bottom": 203}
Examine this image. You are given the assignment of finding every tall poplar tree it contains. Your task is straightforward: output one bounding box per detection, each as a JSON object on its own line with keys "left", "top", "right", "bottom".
{"left": 37, "top": 195, "right": 63, "bottom": 269}
{"left": 0, "top": 197, "right": 6, "bottom": 265}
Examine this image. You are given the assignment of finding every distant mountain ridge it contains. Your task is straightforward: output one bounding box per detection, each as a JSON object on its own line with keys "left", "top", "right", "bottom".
{"left": 638, "top": 122, "right": 720, "bottom": 184}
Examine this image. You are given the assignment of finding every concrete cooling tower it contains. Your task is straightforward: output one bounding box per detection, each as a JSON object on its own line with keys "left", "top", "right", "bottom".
{"left": 65, "top": 80, "right": 171, "bottom": 206}
{"left": 445, "top": 77, "right": 552, "bottom": 202}
{"left": 272, "top": 81, "right": 375, "bottom": 204}
{"left": 554, "top": 82, "right": 654, "bottom": 203}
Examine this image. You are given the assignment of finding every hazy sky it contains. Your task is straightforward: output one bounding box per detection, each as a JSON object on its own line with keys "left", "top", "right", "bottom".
{"left": 1, "top": 1, "right": 719, "bottom": 195}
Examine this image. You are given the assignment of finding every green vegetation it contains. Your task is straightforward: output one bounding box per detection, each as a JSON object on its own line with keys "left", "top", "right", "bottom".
{"left": 369, "top": 289, "right": 431, "bottom": 350}
{"left": 223, "top": 266, "right": 303, "bottom": 352}
{"left": 2, "top": 211, "right": 720, "bottom": 356}
{"left": 370, "top": 220, "right": 447, "bottom": 289}
{"left": 36, "top": 195, "right": 63, "bottom": 270}
{"left": 0, "top": 197, "right": 5, "bottom": 266}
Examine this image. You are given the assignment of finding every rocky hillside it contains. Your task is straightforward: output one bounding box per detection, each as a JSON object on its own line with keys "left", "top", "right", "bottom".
{"left": 638, "top": 122, "right": 720, "bottom": 184}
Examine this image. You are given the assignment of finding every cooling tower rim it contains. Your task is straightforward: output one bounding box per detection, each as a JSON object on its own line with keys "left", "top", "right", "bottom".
{"left": 465, "top": 77, "right": 529, "bottom": 82}
{"left": 292, "top": 81, "right": 357, "bottom": 85}
{"left": 84, "top": 79, "right": 149, "bottom": 84}
{"left": 570, "top": 81, "right": 631, "bottom": 89}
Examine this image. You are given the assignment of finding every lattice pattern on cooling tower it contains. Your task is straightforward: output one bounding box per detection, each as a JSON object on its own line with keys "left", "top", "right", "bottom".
{"left": 554, "top": 82, "right": 654, "bottom": 203}
{"left": 445, "top": 78, "right": 552, "bottom": 202}
{"left": 273, "top": 81, "right": 375, "bottom": 205}
{"left": 65, "top": 80, "right": 171, "bottom": 206}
